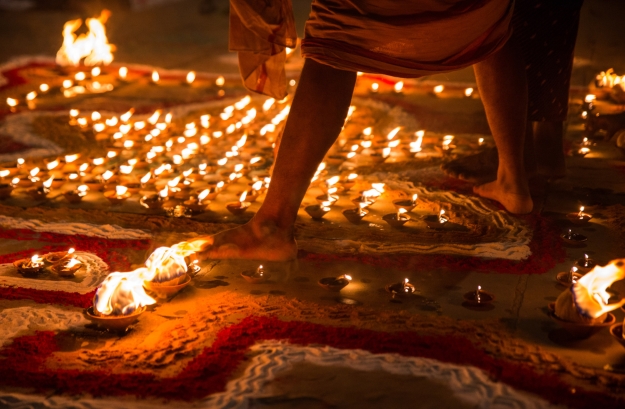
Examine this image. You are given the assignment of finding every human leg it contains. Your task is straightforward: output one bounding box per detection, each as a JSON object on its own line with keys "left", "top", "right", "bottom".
{"left": 194, "top": 59, "right": 357, "bottom": 261}
{"left": 472, "top": 39, "right": 533, "bottom": 214}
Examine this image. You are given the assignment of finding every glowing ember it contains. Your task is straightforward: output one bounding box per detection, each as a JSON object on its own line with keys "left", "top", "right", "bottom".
{"left": 56, "top": 10, "right": 115, "bottom": 67}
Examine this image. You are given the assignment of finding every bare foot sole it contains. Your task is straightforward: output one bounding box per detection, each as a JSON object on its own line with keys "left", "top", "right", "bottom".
{"left": 192, "top": 221, "right": 297, "bottom": 261}
{"left": 473, "top": 180, "right": 533, "bottom": 214}
{"left": 441, "top": 148, "right": 498, "bottom": 184}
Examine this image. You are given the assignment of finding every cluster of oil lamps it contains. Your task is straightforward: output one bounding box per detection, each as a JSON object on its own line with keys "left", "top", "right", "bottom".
{"left": 13, "top": 247, "right": 83, "bottom": 278}
{"left": 557, "top": 205, "right": 598, "bottom": 286}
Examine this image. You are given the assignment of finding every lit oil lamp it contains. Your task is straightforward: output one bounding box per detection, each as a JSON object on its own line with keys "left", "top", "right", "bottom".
{"left": 393, "top": 193, "right": 418, "bottom": 213}
{"left": 423, "top": 209, "right": 449, "bottom": 228}
{"left": 140, "top": 187, "right": 168, "bottom": 210}
{"left": 14, "top": 254, "right": 45, "bottom": 277}
{"left": 386, "top": 278, "right": 415, "bottom": 297}
{"left": 27, "top": 177, "right": 53, "bottom": 201}
{"left": 383, "top": 207, "right": 409, "bottom": 228}
{"left": 339, "top": 173, "right": 358, "bottom": 192}
{"left": 432, "top": 84, "right": 444, "bottom": 95}
{"left": 575, "top": 254, "right": 597, "bottom": 274}
{"left": 183, "top": 189, "right": 210, "bottom": 213}
{"left": 226, "top": 191, "right": 251, "bottom": 215}
{"left": 316, "top": 186, "right": 339, "bottom": 205}
{"left": 51, "top": 256, "right": 83, "bottom": 277}
{"left": 44, "top": 247, "right": 75, "bottom": 265}
{"left": 318, "top": 274, "right": 352, "bottom": 291}
{"left": 305, "top": 201, "right": 332, "bottom": 220}
{"left": 241, "top": 264, "right": 271, "bottom": 283}
{"left": 151, "top": 70, "right": 160, "bottom": 84}
{"left": 463, "top": 285, "right": 495, "bottom": 306}
{"left": 64, "top": 184, "right": 89, "bottom": 204}
{"left": 560, "top": 229, "right": 588, "bottom": 247}
{"left": 556, "top": 266, "right": 584, "bottom": 287}
{"left": 185, "top": 71, "right": 196, "bottom": 85}
{"left": 351, "top": 189, "right": 379, "bottom": 208}
{"left": 394, "top": 81, "right": 403, "bottom": 94}
{"left": 104, "top": 185, "right": 131, "bottom": 205}
{"left": 567, "top": 206, "right": 592, "bottom": 224}
{"left": 342, "top": 205, "right": 368, "bottom": 224}
{"left": 464, "top": 87, "right": 474, "bottom": 98}
{"left": 249, "top": 156, "right": 266, "bottom": 169}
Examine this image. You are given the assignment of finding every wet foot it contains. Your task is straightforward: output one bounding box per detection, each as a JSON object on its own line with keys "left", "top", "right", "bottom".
{"left": 192, "top": 219, "right": 297, "bottom": 261}
{"left": 441, "top": 148, "right": 499, "bottom": 184}
{"left": 473, "top": 179, "right": 533, "bottom": 214}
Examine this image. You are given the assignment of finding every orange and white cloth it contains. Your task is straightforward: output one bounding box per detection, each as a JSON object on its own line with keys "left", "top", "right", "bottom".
{"left": 230, "top": 0, "right": 514, "bottom": 98}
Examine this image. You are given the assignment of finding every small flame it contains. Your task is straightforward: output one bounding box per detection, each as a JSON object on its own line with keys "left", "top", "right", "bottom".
{"left": 47, "top": 160, "right": 59, "bottom": 170}
{"left": 344, "top": 274, "right": 352, "bottom": 281}
{"left": 152, "top": 71, "right": 160, "bottom": 83}
{"left": 433, "top": 85, "right": 444, "bottom": 94}
{"left": 198, "top": 189, "right": 209, "bottom": 202}
{"left": 387, "top": 127, "right": 401, "bottom": 141}
{"left": 239, "top": 191, "right": 248, "bottom": 203}
{"left": 186, "top": 71, "right": 196, "bottom": 84}
{"left": 326, "top": 176, "right": 340, "bottom": 186}
{"left": 43, "top": 177, "right": 54, "bottom": 189}
{"left": 159, "top": 186, "right": 168, "bottom": 198}
{"left": 412, "top": 194, "right": 418, "bottom": 203}
{"left": 464, "top": 88, "right": 474, "bottom": 97}
{"left": 394, "top": 81, "right": 404, "bottom": 93}
{"left": 64, "top": 258, "right": 81, "bottom": 269}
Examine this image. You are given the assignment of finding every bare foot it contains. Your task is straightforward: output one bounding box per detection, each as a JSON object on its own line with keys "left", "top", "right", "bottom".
{"left": 473, "top": 179, "right": 533, "bottom": 214}
{"left": 192, "top": 219, "right": 297, "bottom": 261}
{"left": 441, "top": 148, "right": 499, "bottom": 184}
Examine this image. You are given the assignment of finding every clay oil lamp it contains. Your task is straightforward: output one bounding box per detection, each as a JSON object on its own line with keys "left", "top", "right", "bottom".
{"left": 440, "top": 135, "right": 455, "bottom": 155}
{"left": 316, "top": 186, "right": 339, "bottom": 205}
{"left": 84, "top": 178, "right": 104, "bottom": 192}
{"left": 567, "top": 206, "right": 592, "bottom": 225}
{"left": 20, "top": 167, "right": 40, "bottom": 188}
{"left": 144, "top": 272, "right": 192, "bottom": 297}
{"left": 183, "top": 189, "right": 210, "bottom": 213}
{"left": 575, "top": 254, "right": 597, "bottom": 274}
{"left": 226, "top": 191, "right": 251, "bottom": 215}
{"left": 14, "top": 254, "right": 45, "bottom": 277}
{"left": 140, "top": 186, "right": 168, "bottom": 210}
{"left": 463, "top": 285, "right": 495, "bottom": 306}
{"left": 326, "top": 153, "right": 347, "bottom": 167}
{"left": 104, "top": 185, "right": 131, "bottom": 206}
{"left": 241, "top": 264, "right": 271, "bottom": 283}
{"left": 383, "top": 207, "right": 410, "bottom": 228}
{"left": 423, "top": 209, "right": 449, "bottom": 229}
{"left": 319, "top": 176, "right": 340, "bottom": 195}
{"left": 393, "top": 193, "right": 418, "bottom": 213}
{"left": 339, "top": 173, "right": 358, "bottom": 192}
{"left": 351, "top": 189, "right": 379, "bottom": 208}
{"left": 44, "top": 247, "right": 75, "bottom": 265}
{"left": 548, "top": 259, "right": 625, "bottom": 340}
{"left": 318, "top": 274, "right": 352, "bottom": 292}
{"left": 249, "top": 156, "right": 267, "bottom": 169}
{"left": 0, "top": 173, "right": 14, "bottom": 199}
{"left": 386, "top": 278, "right": 415, "bottom": 297}
{"left": 574, "top": 147, "right": 591, "bottom": 157}
{"left": 51, "top": 256, "right": 83, "bottom": 278}
{"left": 342, "top": 205, "right": 368, "bottom": 224}
{"left": 609, "top": 323, "right": 625, "bottom": 350}
{"left": 244, "top": 181, "right": 265, "bottom": 203}
{"left": 27, "top": 177, "right": 53, "bottom": 201}
{"left": 305, "top": 201, "right": 332, "bottom": 220}
{"left": 556, "top": 266, "right": 584, "bottom": 287}
{"left": 140, "top": 172, "right": 154, "bottom": 189}
{"left": 0, "top": 163, "right": 20, "bottom": 177}
{"left": 560, "top": 229, "right": 587, "bottom": 247}
{"left": 63, "top": 153, "right": 80, "bottom": 172}
{"left": 50, "top": 177, "right": 66, "bottom": 189}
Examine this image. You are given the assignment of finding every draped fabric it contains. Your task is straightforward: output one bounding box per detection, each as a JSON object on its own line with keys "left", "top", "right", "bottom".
{"left": 229, "top": 0, "right": 297, "bottom": 99}
{"left": 230, "top": 0, "right": 514, "bottom": 97}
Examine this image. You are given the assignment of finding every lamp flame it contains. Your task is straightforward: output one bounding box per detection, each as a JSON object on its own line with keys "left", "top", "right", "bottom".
{"left": 56, "top": 10, "right": 115, "bottom": 67}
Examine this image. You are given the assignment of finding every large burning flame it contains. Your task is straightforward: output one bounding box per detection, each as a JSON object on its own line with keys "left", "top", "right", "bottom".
{"left": 93, "top": 240, "right": 206, "bottom": 316}
{"left": 555, "top": 258, "right": 625, "bottom": 323}
{"left": 572, "top": 259, "right": 625, "bottom": 318}
{"left": 56, "top": 10, "right": 115, "bottom": 67}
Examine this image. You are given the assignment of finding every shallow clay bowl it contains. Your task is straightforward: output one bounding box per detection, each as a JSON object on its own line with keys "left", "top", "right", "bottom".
{"left": 183, "top": 199, "right": 209, "bottom": 213}
{"left": 84, "top": 306, "right": 145, "bottom": 331}
{"left": 27, "top": 188, "right": 48, "bottom": 201}
{"left": 556, "top": 271, "right": 584, "bottom": 286}
{"left": 226, "top": 202, "right": 250, "bottom": 215}
{"left": 318, "top": 277, "right": 350, "bottom": 292}
{"left": 13, "top": 259, "right": 44, "bottom": 277}
{"left": 566, "top": 212, "right": 592, "bottom": 225}
{"left": 305, "top": 204, "right": 330, "bottom": 220}
{"left": 609, "top": 323, "right": 625, "bottom": 349}
{"left": 0, "top": 184, "right": 13, "bottom": 200}
{"left": 547, "top": 302, "right": 615, "bottom": 339}
{"left": 51, "top": 263, "right": 83, "bottom": 278}
{"left": 559, "top": 232, "right": 587, "bottom": 247}
{"left": 342, "top": 208, "right": 367, "bottom": 224}
{"left": 463, "top": 290, "right": 495, "bottom": 306}
{"left": 104, "top": 191, "right": 131, "bottom": 205}
{"left": 241, "top": 270, "right": 271, "bottom": 284}
{"left": 140, "top": 194, "right": 164, "bottom": 210}
{"left": 144, "top": 273, "right": 191, "bottom": 297}
{"left": 422, "top": 215, "right": 448, "bottom": 229}
{"left": 392, "top": 199, "right": 416, "bottom": 213}
{"left": 382, "top": 213, "right": 409, "bottom": 228}
{"left": 63, "top": 191, "right": 84, "bottom": 204}
{"left": 385, "top": 282, "right": 416, "bottom": 297}
{"left": 574, "top": 258, "right": 597, "bottom": 274}
{"left": 50, "top": 178, "right": 66, "bottom": 189}
{"left": 44, "top": 251, "right": 72, "bottom": 265}
{"left": 315, "top": 194, "right": 338, "bottom": 205}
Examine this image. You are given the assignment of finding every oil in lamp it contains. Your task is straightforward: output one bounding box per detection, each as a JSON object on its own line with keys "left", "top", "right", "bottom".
{"left": 567, "top": 206, "right": 592, "bottom": 224}
{"left": 14, "top": 254, "right": 45, "bottom": 277}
